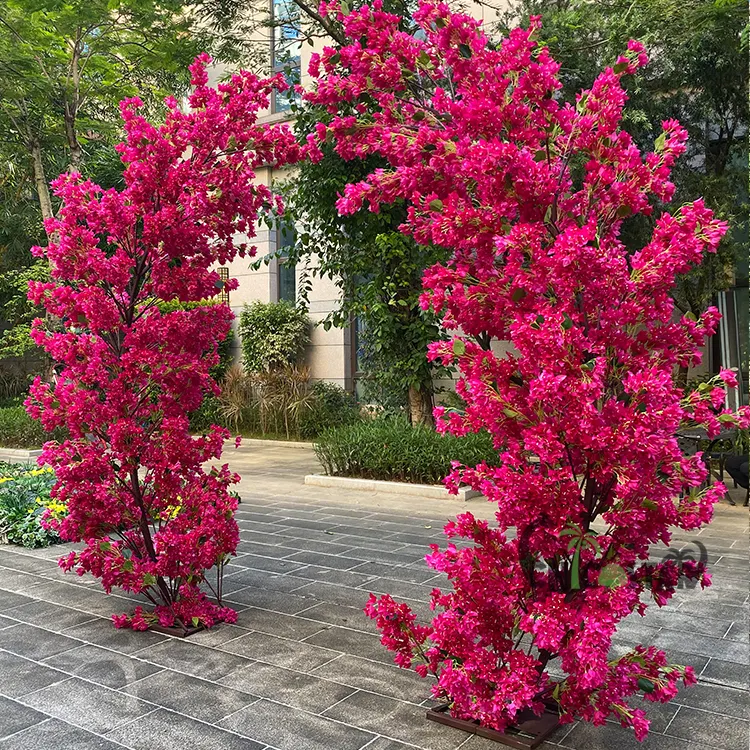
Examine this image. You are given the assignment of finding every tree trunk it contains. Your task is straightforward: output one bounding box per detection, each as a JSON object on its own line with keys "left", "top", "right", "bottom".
{"left": 408, "top": 383, "right": 434, "bottom": 427}
{"left": 676, "top": 364, "right": 689, "bottom": 392}
{"left": 30, "top": 139, "right": 54, "bottom": 223}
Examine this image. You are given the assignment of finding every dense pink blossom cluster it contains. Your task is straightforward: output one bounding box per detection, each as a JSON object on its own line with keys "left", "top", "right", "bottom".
{"left": 310, "top": 2, "right": 749, "bottom": 738}
{"left": 27, "top": 56, "right": 302, "bottom": 631}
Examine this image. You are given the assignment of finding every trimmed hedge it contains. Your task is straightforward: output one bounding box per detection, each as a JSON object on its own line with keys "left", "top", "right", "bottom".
{"left": 314, "top": 418, "right": 497, "bottom": 485}
{"left": 0, "top": 404, "right": 66, "bottom": 449}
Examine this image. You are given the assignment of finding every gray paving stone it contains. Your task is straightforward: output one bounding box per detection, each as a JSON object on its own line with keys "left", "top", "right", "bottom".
{"left": 220, "top": 661, "right": 355, "bottom": 713}
{"left": 280, "top": 537, "right": 361, "bottom": 556}
{"left": 220, "top": 698, "right": 375, "bottom": 750}
{"left": 666, "top": 705, "right": 749, "bottom": 749}
{"left": 652, "top": 629, "right": 748, "bottom": 665}
{"left": 297, "top": 602, "right": 380, "bottom": 634}
{"left": 641, "top": 609, "right": 734, "bottom": 638}
{"left": 235, "top": 543, "right": 296, "bottom": 559}
{"left": 322, "top": 690, "right": 468, "bottom": 750}
{"left": 678, "top": 601, "right": 748, "bottom": 623}
{"left": 358, "top": 738, "right": 414, "bottom": 750}
{"left": 700, "top": 658, "right": 749, "bottom": 689}
{"left": 304, "top": 626, "right": 393, "bottom": 663}
{"left": 222, "top": 568, "right": 308, "bottom": 594}
{"left": 105, "top": 709, "right": 265, "bottom": 750}
{"left": 312, "top": 654, "right": 428, "bottom": 703}
{"left": 335, "top": 546, "right": 423, "bottom": 565}
{"left": 224, "top": 586, "right": 315, "bottom": 615}
{"left": 349, "top": 561, "right": 438, "bottom": 584}
{"left": 60, "top": 617, "right": 167, "bottom": 653}
{"left": 0, "top": 696, "right": 49, "bottom": 741}
{"left": 23, "top": 677, "right": 151, "bottom": 734}
{"left": 290, "top": 565, "right": 378, "bottom": 588}
{"left": 43, "top": 644, "right": 163, "bottom": 689}
{"left": 363, "top": 577, "right": 436, "bottom": 603}
{"left": 285, "top": 551, "right": 366, "bottom": 570}
{"left": 724, "top": 622, "right": 746, "bottom": 642}
{"left": 672, "top": 682, "right": 749, "bottom": 719}
{"left": 292, "top": 581, "right": 373, "bottom": 609}
{"left": 0, "top": 624, "right": 80, "bottom": 660}
{"left": 1, "top": 717, "right": 124, "bottom": 749}
{"left": 230, "top": 554, "right": 306, "bottom": 575}
{"left": 221, "top": 631, "right": 339, "bottom": 671}
{"left": 558, "top": 720, "right": 703, "bottom": 750}
{"left": 0, "top": 590, "right": 37, "bottom": 610}
{"left": 5, "top": 600, "right": 99, "bottom": 632}
{"left": 180, "top": 623, "right": 251, "bottom": 649}
{"left": 122, "top": 669, "right": 257, "bottom": 723}
{"left": 233, "top": 607, "right": 326, "bottom": 640}
{"left": 135, "top": 638, "right": 251, "bottom": 682}
{"left": 0, "top": 650, "right": 68, "bottom": 698}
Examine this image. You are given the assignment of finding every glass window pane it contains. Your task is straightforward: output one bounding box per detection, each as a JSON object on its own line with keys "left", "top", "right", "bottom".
{"left": 279, "top": 262, "right": 296, "bottom": 302}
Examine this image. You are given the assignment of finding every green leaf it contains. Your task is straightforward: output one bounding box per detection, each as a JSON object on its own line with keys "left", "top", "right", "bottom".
{"left": 612, "top": 61, "right": 629, "bottom": 74}
{"left": 598, "top": 563, "right": 628, "bottom": 588}
{"left": 142, "top": 573, "right": 157, "bottom": 586}
{"left": 122, "top": 560, "right": 134, "bottom": 573}
{"left": 561, "top": 314, "right": 573, "bottom": 330}
{"left": 428, "top": 198, "right": 444, "bottom": 212}
{"left": 458, "top": 43, "right": 472, "bottom": 59}
{"left": 511, "top": 287, "right": 527, "bottom": 303}
{"left": 654, "top": 132, "right": 667, "bottom": 152}
{"left": 570, "top": 544, "right": 582, "bottom": 590}
{"left": 638, "top": 678, "right": 656, "bottom": 693}
{"left": 191, "top": 616, "right": 200, "bottom": 628}
{"left": 641, "top": 499, "right": 659, "bottom": 511}
{"left": 452, "top": 339, "right": 466, "bottom": 356}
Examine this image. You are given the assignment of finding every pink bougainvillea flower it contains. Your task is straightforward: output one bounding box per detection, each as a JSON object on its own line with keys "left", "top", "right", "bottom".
{"left": 304, "top": 0, "right": 748, "bottom": 739}
{"left": 27, "top": 56, "right": 303, "bottom": 631}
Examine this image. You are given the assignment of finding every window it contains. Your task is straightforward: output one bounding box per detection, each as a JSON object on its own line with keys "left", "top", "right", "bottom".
{"left": 271, "top": 0, "right": 301, "bottom": 113}
{"left": 277, "top": 223, "right": 297, "bottom": 302}
{"left": 216, "top": 267, "right": 230, "bottom": 305}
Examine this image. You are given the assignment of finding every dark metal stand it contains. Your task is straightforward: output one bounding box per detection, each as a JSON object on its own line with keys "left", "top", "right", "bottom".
{"left": 426, "top": 703, "right": 560, "bottom": 749}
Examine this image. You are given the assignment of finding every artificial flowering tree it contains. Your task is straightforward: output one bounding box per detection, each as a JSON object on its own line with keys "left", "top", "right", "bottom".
{"left": 306, "top": 1, "right": 750, "bottom": 739}
{"left": 25, "top": 56, "right": 304, "bottom": 632}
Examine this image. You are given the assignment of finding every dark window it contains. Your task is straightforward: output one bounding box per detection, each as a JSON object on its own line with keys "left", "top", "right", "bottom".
{"left": 277, "top": 223, "right": 297, "bottom": 302}
{"left": 216, "top": 267, "right": 230, "bottom": 305}
{"left": 271, "top": 0, "right": 301, "bottom": 113}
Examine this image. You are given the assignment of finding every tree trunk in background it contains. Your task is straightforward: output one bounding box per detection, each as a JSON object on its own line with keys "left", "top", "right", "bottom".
{"left": 30, "top": 139, "right": 54, "bottom": 223}
{"left": 676, "top": 364, "right": 689, "bottom": 392}
{"left": 408, "top": 383, "right": 435, "bottom": 427}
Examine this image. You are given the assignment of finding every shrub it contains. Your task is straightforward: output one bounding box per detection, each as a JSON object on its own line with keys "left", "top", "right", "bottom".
{"left": 238, "top": 301, "right": 309, "bottom": 372}
{"left": 298, "top": 381, "right": 360, "bottom": 439}
{"left": 314, "top": 418, "right": 497, "bottom": 484}
{"left": 0, "top": 405, "right": 65, "bottom": 449}
{"left": 0, "top": 464, "right": 62, "bottom": 547}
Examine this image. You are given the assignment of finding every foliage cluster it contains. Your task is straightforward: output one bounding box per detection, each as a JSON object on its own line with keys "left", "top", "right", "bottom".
{"left": 0, "top": 464, "right": 62, "bottom": 547}
{"left": 238, "top": 301, "right": 310, "bottom": 373}
{"left": 314, "top": 418, "right": 497, "bottom": 485}
{"left": 216, "top": 365, "right": 359, "bottom": 440}
{"left": 0, "top": 401, "right": 66, "bottom": 449}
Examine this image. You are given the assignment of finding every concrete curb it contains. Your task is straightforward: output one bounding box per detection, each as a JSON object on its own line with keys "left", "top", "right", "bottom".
{"left": 304, "top": 473, "right": 482, "bottom": 501}
{"left": 0, "top": 448, "right": 43, "bottom": 462}
{"left": 236, "top": 438, "right": 314, "bottom": 449}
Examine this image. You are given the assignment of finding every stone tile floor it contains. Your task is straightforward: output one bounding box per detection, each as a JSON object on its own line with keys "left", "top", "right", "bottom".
{"left": 0, "top": 443, "right": 747, "bottom": 750}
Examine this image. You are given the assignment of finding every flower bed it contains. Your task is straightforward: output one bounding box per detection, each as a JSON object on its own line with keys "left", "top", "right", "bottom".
{"left": 0, "top": 463, "right": 63, "bottom": 547}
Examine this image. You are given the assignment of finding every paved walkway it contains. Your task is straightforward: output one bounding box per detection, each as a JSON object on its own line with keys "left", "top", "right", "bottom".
{"left": 0, "top": 443, "right": 746, "bottom": 750}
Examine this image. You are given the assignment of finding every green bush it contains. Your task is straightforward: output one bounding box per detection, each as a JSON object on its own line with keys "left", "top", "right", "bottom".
{"left": 238, "top": 301, "right": 309, "bottom": 372}
{"left": 0, "top": 463, "right": 62, "bottom": 547}
{"left": 0, "top": 405, "right": 66, "bottom": 449}
{"left": 314, "top": 418, "right": 497, "bottom": 484}
{"left": 298, "top": 381, "right": 360, "bottom": 439}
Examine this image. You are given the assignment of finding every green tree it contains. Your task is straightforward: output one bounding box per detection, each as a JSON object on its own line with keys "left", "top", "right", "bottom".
{"left": 500, "top": 0, "right": 748, "bottom": 319}
{"left": 275, "top": 103, "right": 447, "bottom": 424}
{"left": 0, "top": 0, "right": 218, "bottom": 369}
